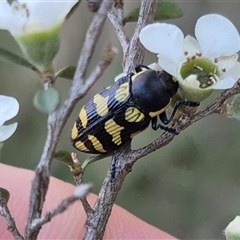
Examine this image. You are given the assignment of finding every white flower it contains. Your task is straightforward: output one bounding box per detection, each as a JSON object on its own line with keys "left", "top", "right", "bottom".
{"left": 140, "top": 14, "right": 240, "bottom": 101}
{"left": 0, "top": 0, "right": 77, "bottom": 35}
{"left": 0, "top": 95, "right": 19, "bottom": 142}
{"left": 0, "top": 0, "right": 78, "bottom": 71}
{"left": 224, "top": 216, "right": 240, "bottom": 240}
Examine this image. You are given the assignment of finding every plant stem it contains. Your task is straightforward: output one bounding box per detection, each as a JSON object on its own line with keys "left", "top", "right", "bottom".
{"left": 25, "top": 1, "right": 114, "bottom": 239}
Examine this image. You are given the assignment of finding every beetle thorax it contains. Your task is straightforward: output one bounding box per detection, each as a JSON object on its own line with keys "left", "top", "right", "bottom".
{"left": 131, "top": 70, "right": 178, "bottom": 117}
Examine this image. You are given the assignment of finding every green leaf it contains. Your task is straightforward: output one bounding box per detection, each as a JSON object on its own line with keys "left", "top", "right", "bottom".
{"left": 123, "top": 1, "right": 182, "bottom": 24}
{"left": 54, "top": 150, "right": 83, "bottom": 175}
{"left": 0, "top": 47, "right": 38, "bottom": 72}
{"left": 0, "top": 187, "right": 10, "bottom": 203}
{"left": 123, "top": 8, "right": 140, "bottom": 24}
{"left": 55, "top": 66, "right": 76, "bottom": 80}
{"left": 155, "top": 1, "right": 183, "bottom": 20}
{"left": 54, "top": 150, "right": 73, "bottom": 165}
{"left": 81, "top": 153, "right": 112, "bottom": 170}
{"left": 33, "top": 87, "right": 60, "bottom": 113}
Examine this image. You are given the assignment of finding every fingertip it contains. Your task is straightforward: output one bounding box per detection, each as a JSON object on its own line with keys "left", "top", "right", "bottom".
{"left": 0, "top": 164, "right": 177, "bottom": 239}
{"left": 107, "top": 205, "right": 177, "bottom": 239}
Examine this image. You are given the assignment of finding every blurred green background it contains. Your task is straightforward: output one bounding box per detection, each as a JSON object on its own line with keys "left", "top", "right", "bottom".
{"left": 1, "top": 1, "right": 240, "bottom": 239}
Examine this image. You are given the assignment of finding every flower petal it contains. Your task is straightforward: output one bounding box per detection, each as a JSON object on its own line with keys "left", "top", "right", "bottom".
{"left": 183, "top": 35, "right": 201, "bottom": 58}
{"left": 183, "top": 74, "right": 200, "bottom": 89}
{"left": 140, "top": 23, "right": 184, "bottom": 64}
{"left": 22, "top": 1, "right": 78, "bottom": 28}
{"left": 225, "top": 216, "right": 240, "bottom": 237}
{"left": 195, "top": 14, "right": 240, "bottom": 58}
{"left": 213, "top": 76, "right": 236, "bottom": 89}
{"left": 0, "top": 96, "right": 19, "bottom": 126}
{"left": 0, "top": 1, "right": 78, "bottom": 34}
{"left": 222, "top": 61, "right": 240, "bottom": 81}
{"left": 157, "top": 54, "right": 178, "bottom": 76}
{"left": 0, "top": 2, "right": 26, "bottom": 33}
{"left": 0, "top": 123, "right": 18, "bottom": 142}
{"left": 216, "top": 54, "right": 239, "bottom": 73}
{"left": 147, "top": 62, "right": 162, "bottom": 71}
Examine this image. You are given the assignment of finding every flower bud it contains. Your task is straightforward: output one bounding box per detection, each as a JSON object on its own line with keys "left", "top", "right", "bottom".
{"left": 224, "top": 216, "right": 240, "bottom": 240}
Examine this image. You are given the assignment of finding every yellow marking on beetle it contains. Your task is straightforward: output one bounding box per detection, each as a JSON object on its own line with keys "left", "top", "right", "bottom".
{"left": 113, "top": 137, "right": 122, "bottom": 146}
{"left": 93, "top": 94, "right": 109, "bottom": 117}
{"left": 104, "top": 119, "right": 124, "bottom": 145}
{"left": 105, "top": 85, "right": 111, "bottom": 89}
{"left": 149, "top": 101, "right": 171, "bottom": 118}
{"left": 71, "top": 123, "right": 78, "bottom": 139}
{"left": 88, "top": 135, "right": 106, "bottom": 153}
{"left": 131, "top": 70, "right": 148, "bottom": 81}
{"left": 125, "top": 107, "right": 145, "bottom": 122}
{"left": 75, "top": 140, "right": 89, "bottom": 152}
{"left": 79, "top": 107, "right": 88, "bottom": 128}
{"left": 115, "top": 82, "right": 129, "bottom": 102}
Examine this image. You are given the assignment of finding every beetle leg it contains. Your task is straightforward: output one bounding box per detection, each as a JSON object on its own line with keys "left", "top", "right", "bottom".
{"left": 110, "top": 142, "right": 131, "bottom": 182}
{"left": 129, "top": 73, "right": 133, "bottom": 89}
{"left": 151, "top": 116, "right": 178, "bottom": 134}
{"left": 159, "top": 111, "right": 169, "bottom": 125}
{"left": 160, "top": 100, "right": 200, "bottom": 125}
{"left": 151, "top": 116, "right": 158, "bottom": 130}
{"left": 111, "top": 157, "right": 117, "bottom": 181}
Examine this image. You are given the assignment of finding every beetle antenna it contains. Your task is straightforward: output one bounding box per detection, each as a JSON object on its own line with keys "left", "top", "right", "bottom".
{"left": 135, "top": 64, "right": 150, "bottom": 72}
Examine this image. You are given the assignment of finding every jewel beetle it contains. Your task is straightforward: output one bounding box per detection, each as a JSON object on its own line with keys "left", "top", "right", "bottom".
{"left": 71, "top": 65, "right": 199, "bottom": 154}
